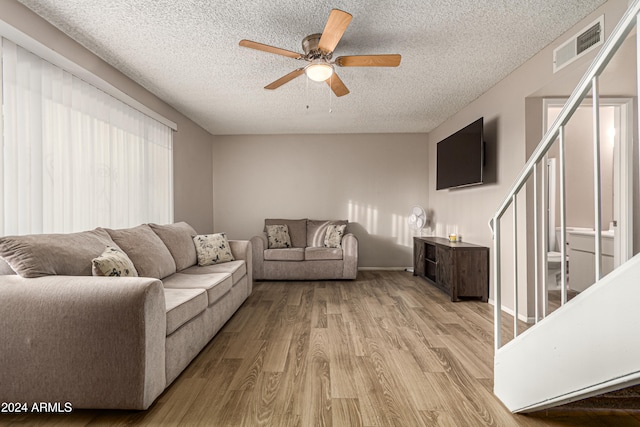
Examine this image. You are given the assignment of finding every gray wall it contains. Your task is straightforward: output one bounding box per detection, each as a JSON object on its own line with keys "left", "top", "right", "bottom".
{"left": 212, "top": 133, "right": 428, "bottom": 268}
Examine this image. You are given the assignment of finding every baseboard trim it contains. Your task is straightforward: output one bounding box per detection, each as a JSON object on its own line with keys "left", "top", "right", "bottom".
{"left": 358, "top": 267, "right": 412, "bottom": 271}
{"left": 488, "top": 298, "right": 535, "bottom": 323}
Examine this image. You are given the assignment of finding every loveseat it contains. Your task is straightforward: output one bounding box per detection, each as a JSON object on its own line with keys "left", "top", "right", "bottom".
{"left": 0, "top": 222, "right": 252, "bottom": 410}
{"left": 250, "top": 218, "right": 358, "bottom": 280}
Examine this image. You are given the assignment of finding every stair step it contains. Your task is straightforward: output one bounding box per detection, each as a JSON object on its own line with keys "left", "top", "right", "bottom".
{"left": 560, "top": 384, "right": 640, "bottom": 410}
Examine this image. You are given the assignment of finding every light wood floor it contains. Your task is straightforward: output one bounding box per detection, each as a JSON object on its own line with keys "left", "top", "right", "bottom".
{"left": 2, "top": 271, "right": 639, "bottom": 426}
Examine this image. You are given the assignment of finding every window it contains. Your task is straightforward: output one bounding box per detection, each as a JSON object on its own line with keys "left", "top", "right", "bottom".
{"left": 1, "top": 38, "right": 173, "bottom": 236}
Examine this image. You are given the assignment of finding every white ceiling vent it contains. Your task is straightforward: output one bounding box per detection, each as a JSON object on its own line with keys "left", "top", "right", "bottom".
{"left": 553, "top": 16, "right": 604, "bottom": 73}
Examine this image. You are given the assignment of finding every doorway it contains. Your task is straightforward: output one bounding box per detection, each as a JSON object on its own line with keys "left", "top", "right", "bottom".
{"left": 543, "top": 98, "right": 633, "bottom": 291}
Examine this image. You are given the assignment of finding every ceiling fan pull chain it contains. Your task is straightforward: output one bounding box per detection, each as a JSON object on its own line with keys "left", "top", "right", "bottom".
{"left": 329, "top": 74, "right": 333, "bottom": 113}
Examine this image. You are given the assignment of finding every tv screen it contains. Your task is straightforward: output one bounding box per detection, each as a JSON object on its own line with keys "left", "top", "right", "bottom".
{"left": 436, "top": 117, "right": 484, "bottom": 190}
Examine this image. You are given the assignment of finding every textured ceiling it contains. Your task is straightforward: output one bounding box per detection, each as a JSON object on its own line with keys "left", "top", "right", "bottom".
{"left": 17, "top": 0, "right": 607, "bottom": 135}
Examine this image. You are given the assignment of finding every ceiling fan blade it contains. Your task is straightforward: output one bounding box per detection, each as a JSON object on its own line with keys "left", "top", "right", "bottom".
{"left": 318, "top": 9, "right": 353, "bottom": 53}
{"left": 325, "top": 73, "right": 350, "bottom": 97}
{"left": 239, "top": 39, "right": 302, "bottom": 59}
{"left": 335, "top": 54, "right": 402, "bottom": 67}
{"left": 265, "top": 68, "right": 305, "bottom": 90}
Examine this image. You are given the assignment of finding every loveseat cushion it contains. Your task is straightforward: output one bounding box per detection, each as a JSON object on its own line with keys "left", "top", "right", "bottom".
{"left": 149, "top": 222, "right": 198, "bottom": 271}
{"left": 0, "top": 228, "right": 118, "bottom": 278}
{"left": 306, "top": 220, "right": 348, "bottom": 247}
{"left": 265, "top": 219, "right": 307, "bottom": 248}
{"left": 163, "top": 272, "right": 233, "bottom": 306}
{"left": 264, "top": 248, "right": 305, "bottom": 261}
{"left": 181, "top": 260, "right": 247, "bottom": 284}
{"left": 163, "top": 288, "right": 208, "bottom": 335}
{"left": 105, "top": 225, "right": 176, "bottom": 279}
{"left": 304, "top": 247, "right": 343, "bottom": 261}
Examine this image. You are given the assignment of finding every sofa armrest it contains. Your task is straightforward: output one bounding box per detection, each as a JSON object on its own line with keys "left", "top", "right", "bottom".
{"left": 229, "top": 239, "right": 253, "bottom": 290}
{"left": 0, "top": 275, "right": 166, "bottom": 410}
{"left": 249, "top": 233, "right": 268, "bottom": 280}
{"left": 342, "top": 233, "right": 359, "bottom": 279}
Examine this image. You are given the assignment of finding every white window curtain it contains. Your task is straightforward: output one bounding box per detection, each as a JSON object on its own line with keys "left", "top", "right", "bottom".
{"left": 1, "top": 38, "right": 173, "bottom": 236}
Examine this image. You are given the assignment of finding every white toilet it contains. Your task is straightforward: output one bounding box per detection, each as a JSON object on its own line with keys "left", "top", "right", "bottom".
{"left": 547, "top": 228, "right": 566, "bottom": 289}
{"left": 547, "top": 251, "right": 563, "bottom": 288}
{"left": 547, "top": 227, "right": 593, "bottom": 288}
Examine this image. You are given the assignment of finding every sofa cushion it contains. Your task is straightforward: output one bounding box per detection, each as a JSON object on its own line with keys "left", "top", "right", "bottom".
{"left": 266, "top": 224, "right": 292, "bottom": 249}
{"left": 193, "top": 233, "right": 235, "bottom": 266}
{"left": 265, "top": 219, "right": 307, "bottom": 248}
{"left": 149, "top": 222, "right": 198, "bottom": 271}
{"left": 264, "top": 248, "right": 305, "bottom": 261}
{"left": 324, "top": 224, "right": 347, "bottom": 248}
{"left": 307, "top": 220, "right": 348, "bottom": 247}
{"left": 305, "top": 247, "right": 344, "bottom": 261}
{"left": 92, "top": 246, "right": 138, "bottom": 277}
{"left": 0, "top": 228, "right": 118, "bottom": 278}
{"left": 163, "top": 272, "right": 233, "bottom": 306}
{"left": 181, "top": 260, "right": 247, "bottom": 285}
{"left": 105, "top": 225, "right": 176, "bottom": 279}
{"left": 163, "top": 288, "right": 208, "bottom": 335}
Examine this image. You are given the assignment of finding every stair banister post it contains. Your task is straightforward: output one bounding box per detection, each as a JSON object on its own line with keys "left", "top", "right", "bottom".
{"left": 512, "top": 194, "right": 519, "bottom": 337}
{"left": 592, "top": 76, "right": 603, "bottom": 282}
{"left": 559, "top": 125, "right": 568, "bottom": 305}
{"left": 542, "top": 156, "right": 549, "bottom": 318}
{"left": 533, "top": 164, "right": 539, "bottom": 324}
{"left": 493, "top": 214, "right": 502, "bottom": 350}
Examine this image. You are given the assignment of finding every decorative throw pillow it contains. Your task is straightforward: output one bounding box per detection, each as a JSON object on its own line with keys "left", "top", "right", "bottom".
{"left": 193, "top": 233, "right": 235, "bottom": 266}
{"left": 266, "top": 224, "right": 292, "bottom": 249}
{"left": 92, "top": 246, "right": 138, "bottom": 277}
{"left": 324, "top": 224, "right": 346, "bottom": 248}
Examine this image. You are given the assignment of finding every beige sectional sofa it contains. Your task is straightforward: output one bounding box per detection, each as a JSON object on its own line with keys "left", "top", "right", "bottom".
{"left": 0, "top": 222, "right": 252, "bottom": 410}
{"left": 251, "top": 218, "right": 358, "bottom": 280}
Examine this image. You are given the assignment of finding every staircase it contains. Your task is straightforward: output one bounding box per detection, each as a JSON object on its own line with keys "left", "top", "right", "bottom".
{"left": 494, "top": 254, "right": 640, "bottom": 412}
{"left": 490, "top": 0, "right": 640, "bottom": 413}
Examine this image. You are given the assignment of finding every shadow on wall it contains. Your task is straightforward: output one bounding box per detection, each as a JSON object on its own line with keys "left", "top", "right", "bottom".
{"left": 347, "top": 222, "right": 413, "bottom": 268}
{"left": 347, "top": 200, "right": 419, "bottom": 267}
{"left": 483, "top": 116, "right": 499, "bottom": 185}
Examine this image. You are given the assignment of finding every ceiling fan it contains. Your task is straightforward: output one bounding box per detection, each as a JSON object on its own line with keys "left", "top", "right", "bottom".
{"left": 239, "top": 9, "right": 401, "bottom": 97}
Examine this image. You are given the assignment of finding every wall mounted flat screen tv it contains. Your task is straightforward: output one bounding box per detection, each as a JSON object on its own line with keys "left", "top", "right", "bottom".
{"left": 436, "top": 117, "right": 484, "bottom": 190}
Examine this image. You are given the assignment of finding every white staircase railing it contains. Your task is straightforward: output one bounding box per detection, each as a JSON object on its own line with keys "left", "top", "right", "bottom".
{"left": 489, "top": 0, "right": 640, "bottom": 352}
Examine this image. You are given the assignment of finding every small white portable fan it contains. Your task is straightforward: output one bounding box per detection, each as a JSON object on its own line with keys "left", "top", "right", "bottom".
{"left": 407, "top": 206, "right": 427, "bottom": 233}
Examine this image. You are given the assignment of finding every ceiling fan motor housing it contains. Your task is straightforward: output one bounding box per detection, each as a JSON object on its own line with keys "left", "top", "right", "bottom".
{"left": 302, "top": 33, "right": 332, "bottom": 60}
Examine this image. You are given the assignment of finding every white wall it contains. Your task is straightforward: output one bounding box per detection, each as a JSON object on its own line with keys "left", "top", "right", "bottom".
{"left": 212, "top": 133, "right": 428, "bottom": 268}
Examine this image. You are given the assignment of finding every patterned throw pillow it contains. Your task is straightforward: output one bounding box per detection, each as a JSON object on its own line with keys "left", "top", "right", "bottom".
{"left": 324, "top": 224, "right": 346, "bottom": 248}
{"left": 193, "top": 233, "right": 235, "bottom": 266}
{"left": 266, "top": 224, "right": 292, "bottom": 249}
{"left": 92, "top": 246, "right": 138, "bottom": 277}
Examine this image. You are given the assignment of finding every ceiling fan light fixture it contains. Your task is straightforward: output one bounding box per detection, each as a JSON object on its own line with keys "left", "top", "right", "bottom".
{"left": 305, "top": 60, "right": 334, "bottom": 82}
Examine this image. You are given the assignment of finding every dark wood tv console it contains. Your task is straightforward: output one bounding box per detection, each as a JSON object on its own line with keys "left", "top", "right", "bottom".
{"left": 413, "top": 237, "right": 489, "bottom": 302}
